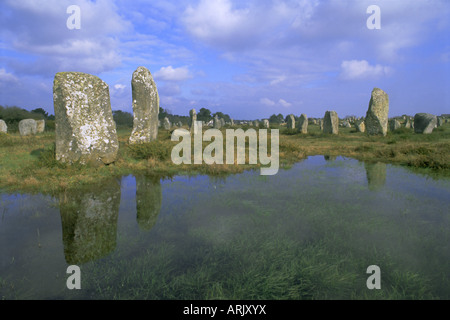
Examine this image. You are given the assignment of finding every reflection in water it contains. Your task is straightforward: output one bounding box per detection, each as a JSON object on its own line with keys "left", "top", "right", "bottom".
{"left": 59, "top": 179, "right": 121, "bottom": 264}
{"left": 324, "top": 155, "right": 337, "bottom": 161}
{"left": 365, "top": 162, "right": 387, "bottom": 191}
{"left": 136, "top": 176, "right": 162, "bottom": 231}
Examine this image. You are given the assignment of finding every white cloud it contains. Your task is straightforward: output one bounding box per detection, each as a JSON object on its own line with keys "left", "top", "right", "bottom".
{"left": 154, "top": 66, "right": 192, "bottom": 81}
{"left": 260, "top": 98, "right": 276, "bottom": 107}
{"left": 340, "top": 60, "right": 391, "bottom": 80}
{"left": 0, "top": 69, "right": 19, "bottom": 83}
{"left": 114, "top": 84, "right": 126, "bottom": 90}
{"left": 278, "top": 99, "right": 292, "bottom": 108}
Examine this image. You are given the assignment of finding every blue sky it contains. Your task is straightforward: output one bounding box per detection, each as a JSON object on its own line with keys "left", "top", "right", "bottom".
{"left": 0, "top": 0, "right": 449, "bottom": 120}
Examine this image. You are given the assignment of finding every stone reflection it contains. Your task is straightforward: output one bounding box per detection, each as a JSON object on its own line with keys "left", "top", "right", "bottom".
{"left": 324, "top": 155, "right": 337, "bottom": 162}
{"left": 59, "top": 179, "right": 121, "bottom": 264}
{"left": 136, "top": 176, "right": 162, "bottom": 231}
{"left": 365, "top": 162, "right": 387, "bottom": 191}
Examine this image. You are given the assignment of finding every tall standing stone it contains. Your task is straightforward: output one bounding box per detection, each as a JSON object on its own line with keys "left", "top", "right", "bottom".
{"left": 214, "top": 115, "right": 222, "bottom": 129}
{"left": 263, "top": 119, "right": 270, "bottom": 129}
{"left": 19, "top": 119, "right": 37, "bottom": 136}
{"left": 253, "top": 120, "right": 259, "bottom": 127}
{"left": 414, "top": 113, "right": 437, "bottom": 134}
{"left": 129, "top": 67, "right": 160, "bottom": 144}
{"left": 36, "top": 120, "right": 45, "bottom": 133}
{"left": 287, "top": 114, "right": 295, "bottom": 130}
{"left": 298, "top": 114, "right": 308, "bottom": 134}
{"left": 53, "top": 72, "right": 119, "bottom": 165}
{"left": 221, "top": 118, "right": 226, "bottom": 127}
{"left": 163, "top": 117, "right": 171, "bottom": 130}
{"left": 365, "top": 88, "right": 389, "bottom": 136}
{"left": 189, "top": 109, "right": 199, "bottom": 134}
{"left": 0, "top": 119, "right": 8, "bottom": 134}
{"left": 323, "top": 111, "right": 339, "bottom": 134}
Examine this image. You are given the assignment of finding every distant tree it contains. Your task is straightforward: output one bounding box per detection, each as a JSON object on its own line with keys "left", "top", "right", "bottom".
{"left": 31, "top": 108, "right": 48, "bottom": 119}
{"left": 213, "top": 111, "right": 231, "bottom": 123}
{"left": 269, "top": 113, "right": 284, "bottom": 124}
{"left": 113, "top": 110, "right": 133, "bottom": 128}
{"left": 197, "top": 108, "right": 212, "bottom": 122}
{"left": 158, "top": 107, "right": 171, "bottom": 121}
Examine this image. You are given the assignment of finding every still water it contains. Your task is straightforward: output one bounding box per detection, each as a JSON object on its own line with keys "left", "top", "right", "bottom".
{"left": 1, "top": 156, "right": 449, "bottom": 299}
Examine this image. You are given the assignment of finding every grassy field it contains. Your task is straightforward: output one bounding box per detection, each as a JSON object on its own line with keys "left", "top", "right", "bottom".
{"left": 0, "top": 123, "right": 449, "bottom": 194}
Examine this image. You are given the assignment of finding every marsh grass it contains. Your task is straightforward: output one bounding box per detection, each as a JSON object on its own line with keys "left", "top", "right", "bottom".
{"left": 0, "top": 124, "right": 449, "bottom": 193}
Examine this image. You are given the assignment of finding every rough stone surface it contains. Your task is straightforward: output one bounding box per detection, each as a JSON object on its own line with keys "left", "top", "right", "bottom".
{"left": 129, "top": 66, "right": 159, "bottom": 144}
{"left": 404, "top": 118, "right": 411, "bottom": 129}
{"left": 287, "top": 114, "right": 295, "bottom": 130}
{"left": 19, "top": 119, "right": 37, "bottom": 136}
{"left": 163, "top": 117, "right": 171, "bottom": 130}
{"left": 323, "top": 111, "right": 339, "bottom": 134}
{"left": 414, "top": 113, "right": 437, "bottom": 134}
{"left": 53, "top": 72, "right": 119, "bottom": 165}
{"left": 263, "top": 119, "right": 270, "bottom": 129}
{"left": 365, "top": 88, "right": 389, "bottom": 136}
{"left": 0, "top": 119, "right": 7, "bottom": 133}
{"left": 355, "top": 120, "right": 366, "bottom": 133}
{"left": 298, "top": 114, "right": 308, "bottom": 133}
{"left": 36, "top": 120, "right": 45, "bottom": 133}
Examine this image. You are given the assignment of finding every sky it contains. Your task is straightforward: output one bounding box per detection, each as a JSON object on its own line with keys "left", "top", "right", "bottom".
{"left": 0, "top": 0, "right": 449, "bottom": 120}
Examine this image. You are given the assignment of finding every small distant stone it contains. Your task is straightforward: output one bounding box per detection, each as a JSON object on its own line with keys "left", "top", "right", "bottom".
{"left": 36, "top": 120, "right": 45, "bottom": 133}
{"left": 0, "top": 119, "right": 7, "bottom": 133}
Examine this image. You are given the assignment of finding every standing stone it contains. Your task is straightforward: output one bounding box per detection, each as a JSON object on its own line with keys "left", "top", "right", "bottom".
{"left": 19, "top": 119, "right": 37, "bottom": 136}
{"left": 263, "top": 119, "right": 270, "bottom": 129}
{"left": 365, "top": 88, "right": 389, "bottom": 136}
{"left": 230, "top": 118, "right": 234, "bottom": 126}
{"left": 355, "top": 120, "right": 366, "bottom": 133}
{"left": 414, "top": 113, "right": 437, "bottom": 134}
{"left": 129, "top": 66, "right": 159, "bottom": 144}
{"left": 189, "top": 109, "right": 199, "bottom": 134}
{"left": 319, "top": 119, "right": 324, "bottom": 131}
{"left": 404, "top": 118, "right": 411, "bottom": 129}
{"left": 36, "top": 120, "right": 45, "bottom": 133}
{"left": 163, "top": 117, "right": 171, "bottom": 130}
{"left": 298, "top": 114, "right": 308, "bottom": 134}
{"left": 214, "top": 115, "right": 222, "bottom": 129}
{"left": 221, "top": 118, "right": 226, "bottom": 127}
{"left": 389, "top": 119, "right": 401, "bottom": 131}
{"left": 287, "top": 114, "right": 295, "bottom": 130}
{"left": 253, "top": 120, "right": 259, "bottom": 127}
{"left": 53, "top": 72, "right": 119, "bottom": 165}
{"left": 437, "top": 117, "right": 444, "bottom": 127}
{"left": 323, "top": 111, "right": 339, "bottom": 134}
{"left": 0, "top": 119, "right": 7, "bottom": 133}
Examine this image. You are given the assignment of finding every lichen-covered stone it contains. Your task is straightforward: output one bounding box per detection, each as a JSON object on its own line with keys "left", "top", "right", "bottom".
{"left": 53, "top": 72, "right": 119, "bottom": 165}
{"left": 366, "top": 88, "right": 389, "bottom": 136}
{"left": 19, "top": 119, "right": 37, "bottom": 136}
{"left": 323, "top": 111, "right": 339, "bottom": 134}
{"left": 287, "top": 114, "right": 295, "bottom": 130}
{"left": 129, "top": 67, "right": 159, "bottom": 144}
{"left": 298, "top": 114, "right": 308, "bottom": 133}
{"left": 36, "top": 120, "right": 45, "bottom": 133}
{"left": 414, "top": 113, "right": 437, "bottom": 134}
{"left": 0, "top": 119, "right": 7, "bottom": 133}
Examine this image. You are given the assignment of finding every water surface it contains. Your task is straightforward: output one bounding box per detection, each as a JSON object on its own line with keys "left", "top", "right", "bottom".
{"left": 1, "top": 156, "right": 449, "bottom": 299}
